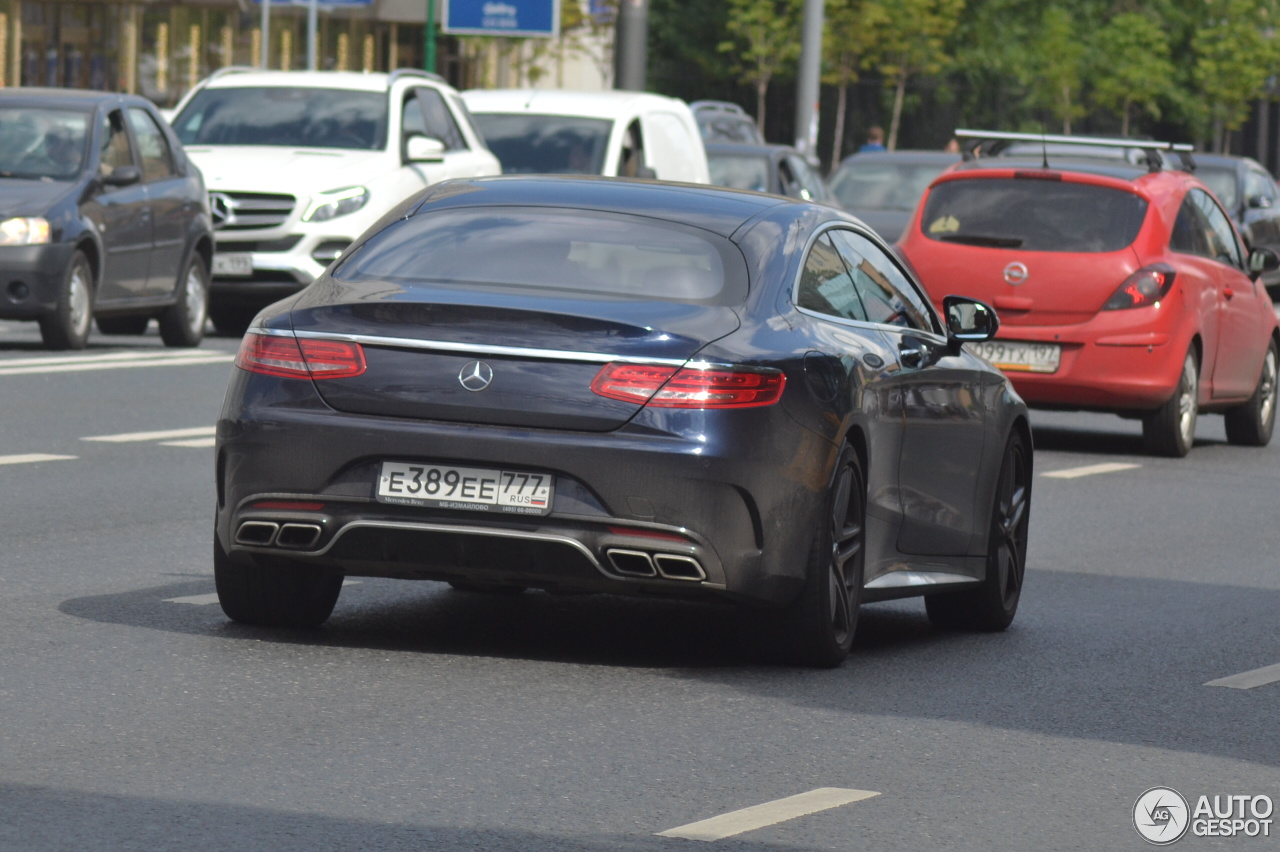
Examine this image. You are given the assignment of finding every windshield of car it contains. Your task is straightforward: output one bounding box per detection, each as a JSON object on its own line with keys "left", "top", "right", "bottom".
{"left": 334, "top": 207, "right": 742, "bottom": 305}
{"left": 828, "top": 160, "right": 952, "bottom": 211}
{"left": 1196, "top": 167, "right": 1238, "bottom": 210}
{"left": 919, "top": 177, "right": 1149, "bottom": 252}
{"left": 171, "top": 87, "right": 387, "bottom": 150}
{"left": 0, "top": 108, "right": 90, "bottom": 181}
{"left": 467, "top": 114, "right": 611, "bottom": 175}
{"left": 707, "top": 152, "right": 770, "bottom": 192}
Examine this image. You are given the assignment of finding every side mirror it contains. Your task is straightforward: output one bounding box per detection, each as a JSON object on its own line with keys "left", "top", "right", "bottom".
{"left": 102, "top": 164, "right": 142, "bottom": 187}
{"left": 1248, "top": 246, "right": 1280, "bottom": 280}
{"left": 1248, "top": 194, "right": 1273, "bottom": 210}
{"left": 404, "top": 134, "right": 446, "bottom": 164}
{"left": 943, "top": 294, "right": 999, "bottom": 347}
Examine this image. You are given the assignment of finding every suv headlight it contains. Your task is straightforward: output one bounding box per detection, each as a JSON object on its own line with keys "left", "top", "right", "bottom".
{"left": 303, "top": 187, "right": 369, "bottom": 223}
{"left": 0, "top": 217, "right": 51, "bottom": 246}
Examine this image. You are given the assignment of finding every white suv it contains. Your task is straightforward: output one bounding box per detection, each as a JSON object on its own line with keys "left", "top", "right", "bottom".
{"left": 169, "top": 68, "right": 500, "bottom": 333}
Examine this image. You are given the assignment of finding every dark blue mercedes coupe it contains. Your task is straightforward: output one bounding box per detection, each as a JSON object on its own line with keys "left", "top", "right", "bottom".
{"left": 215, "top": 176, "right": 1032, "bottom": 667}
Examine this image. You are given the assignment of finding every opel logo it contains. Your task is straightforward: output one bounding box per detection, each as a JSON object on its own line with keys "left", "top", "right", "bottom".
{"left": 208, "top": 192, "right": 236, "bottom": 229}
{"left": 1003, "top": 262, "right": 1029, "bottom": 286}
{"left": 458, "top": 361, "right": 494, "bottom": 392}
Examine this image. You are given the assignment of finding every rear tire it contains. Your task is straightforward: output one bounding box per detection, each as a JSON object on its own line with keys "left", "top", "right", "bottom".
{"left": 926, "top": 430, "right": 1030, "bottom": 631}
{"left": 39, "top": 251, "right": 93, "bottom": 350}
{"left": 159, "top": 254, "right": 209, "bottom": 347}
{"left": 1224, "top": 338, "right": 1278, "bottom": 447}
{"left": 1143, "top": 349, "right": 1198, "bottom": 457}
{"left": 214, "top": 537, "right": 343, "bottom": 628}
{"left": 96, "top": 315, "right": 150, "bottom": 335}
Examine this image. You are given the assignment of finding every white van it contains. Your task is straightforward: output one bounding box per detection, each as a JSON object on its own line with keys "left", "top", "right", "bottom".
{"left": 462, "top": 89, "right": 710, "bottom": 184}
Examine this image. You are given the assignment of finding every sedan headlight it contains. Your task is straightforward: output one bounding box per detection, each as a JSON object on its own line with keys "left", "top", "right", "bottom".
{"left": 302, "top": 187, "right": 369, "bottom": 223}
{"left": 0, "top": 217, "right": 51, "bottom": 246}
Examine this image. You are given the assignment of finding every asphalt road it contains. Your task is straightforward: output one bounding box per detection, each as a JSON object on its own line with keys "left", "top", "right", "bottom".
{"left": 0, "top": 318, "right": 1276, "bottom": 851}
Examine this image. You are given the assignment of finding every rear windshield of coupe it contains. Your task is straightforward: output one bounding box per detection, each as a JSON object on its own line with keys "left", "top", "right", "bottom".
{"left": 333, "top": 207, "right": 742, "bottom": 305}
{"left": 919, "top": 177, "right": 1149, "bottom": 252}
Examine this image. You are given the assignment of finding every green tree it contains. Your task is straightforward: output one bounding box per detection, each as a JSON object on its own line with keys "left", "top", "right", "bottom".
{"left": 718, "top": 0, "right": 803, "bottom": 132}
{"left": 865, "top": 0, "right": 964, "bottom": 150}
{"left": 1191, "top": 0, "right": 1280, "bottom": 151}
{"left": 822, "top": 0, "right": 887, "bottom": 163}
{"left": 1088, "top": 12, "right": 1174, "bottom": 137}
{"left": 1020, "top": 6, "right": 1086, "bottom": 133}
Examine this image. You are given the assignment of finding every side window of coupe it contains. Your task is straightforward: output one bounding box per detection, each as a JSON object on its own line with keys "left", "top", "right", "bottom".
{"left": 829, "top": 229, "right": 933, "bottom": 332}
{"left": 126, "top": 107, "right": 175, "bottom": 182}
{"left": 99, "top": 111, "right": 133, "bottom": 176}
{"left": 796, "top": 233, "right": 867, "bottom": 322}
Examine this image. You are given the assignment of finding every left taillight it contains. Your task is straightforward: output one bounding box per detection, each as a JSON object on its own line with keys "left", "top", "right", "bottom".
{"left": 590, "top": 363, "right": 786, "bottom": 409}
{"left": 235, "top": 333, "right": 367, "bottom": 379}
{"left": 1103, "top": 264, "right": 1176, "bottom": 311}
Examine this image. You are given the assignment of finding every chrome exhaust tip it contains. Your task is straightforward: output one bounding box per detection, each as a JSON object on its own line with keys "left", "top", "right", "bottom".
{"left": 235, "top": 521, "right": 279, "bottom": 547}
{"left": 653, "top": 553, "right": 706, "bottom": 581}
{"left": 276, "top": 523, "right": 323, "bottom": 549}
{"left": 605, "top": 548, "right": 658, "bottom": 578}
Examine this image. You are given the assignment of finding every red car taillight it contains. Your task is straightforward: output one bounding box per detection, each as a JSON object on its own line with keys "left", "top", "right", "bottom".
{"left": 1103, "top": 264, "right": 1176, "bottom": 310}
{"left": 590, "top": 363, "right": 786, "bottom": 408}
{"left": 235, "top": 333, "right": 367, "bottom": 379}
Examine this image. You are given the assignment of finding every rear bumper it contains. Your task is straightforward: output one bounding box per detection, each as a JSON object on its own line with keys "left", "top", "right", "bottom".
{"left": 215, "top": 369, "right": 832, "bottom": 606}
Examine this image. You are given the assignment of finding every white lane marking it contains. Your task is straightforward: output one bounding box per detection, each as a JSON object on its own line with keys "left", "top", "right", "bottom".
{"left": 84, "top": 426, "right": 216, "bottom": 443}
{"left": 1205, "top": 662, "right": 1280, "bottom": 690}
{"left": 166, "top": 580, "right": 361, "bottom": 606}
{"left": 0, "top": 352, "right": 232, "bottom": 376}
{"left": 160, "top": 437, "right": 217, "bottom": 448}
{"left": 1042, "top": 462, "right": 1141, "bottom": 480}
{"left": 656, "top": 788, "right": 880, "bottom": 842}
{"left": 0, "top": 350, "right": 221, "bottom": 368}
{"left": 0, "top": 453, "right": 77, "bottom": 466}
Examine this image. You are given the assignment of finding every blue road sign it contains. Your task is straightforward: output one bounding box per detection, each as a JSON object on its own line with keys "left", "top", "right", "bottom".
{"left": 444, "top": 0, "right": 559, "bottom": 38}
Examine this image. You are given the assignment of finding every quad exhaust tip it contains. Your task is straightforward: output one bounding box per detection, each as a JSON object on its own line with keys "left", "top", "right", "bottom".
{"left": 234, "top": 521, "right": 323, "bottom": 550}
{"left": 235, "top": 521, "right": 279, "bottom": 547}
{"left": 605, "top": 548, "right": 706, "bottom": 582}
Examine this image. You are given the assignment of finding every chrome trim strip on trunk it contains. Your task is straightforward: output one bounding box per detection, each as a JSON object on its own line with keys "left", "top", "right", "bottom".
{"left": 254, "top": 327, "right": 700, "bottom": 367}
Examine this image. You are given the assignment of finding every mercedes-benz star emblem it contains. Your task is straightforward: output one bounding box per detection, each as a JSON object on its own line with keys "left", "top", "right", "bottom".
{"left": 208, "top": 192, "right": 235, "bottom": 229}
{"left": 1003, "top": 262, "right": 1029, "bottom": 286}
{"left": 458, "top": 361, "right": 494, "bottom": 392}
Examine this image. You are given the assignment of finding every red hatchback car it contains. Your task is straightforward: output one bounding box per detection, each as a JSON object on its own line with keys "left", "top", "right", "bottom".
{"left": 898, "top": 131, "right": 1280, "bottom": 456}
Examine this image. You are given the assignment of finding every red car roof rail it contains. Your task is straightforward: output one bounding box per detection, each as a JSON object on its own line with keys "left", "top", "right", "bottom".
{"left": 953, "top": 128, "right": 1196, "bottom": 174}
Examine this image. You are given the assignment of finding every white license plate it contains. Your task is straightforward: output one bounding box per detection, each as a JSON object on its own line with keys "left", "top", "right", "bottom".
{"left": 376, "top": 461, "right": 554, "bottom": 516}
{"left": 212, "top": 253, "right": 253, "bottom": 277}
{"left": 968, "top": 340, "right": 1061, "bottom": 373}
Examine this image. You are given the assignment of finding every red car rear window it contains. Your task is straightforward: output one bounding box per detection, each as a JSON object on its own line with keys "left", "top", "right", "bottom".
{"left": 918, "top": 178, "right": 1148, "bottom": 253}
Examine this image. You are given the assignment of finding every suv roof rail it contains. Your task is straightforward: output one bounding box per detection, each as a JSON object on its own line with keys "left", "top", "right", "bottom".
{"left": 954, "top": 128, "right": 1196, "bottom": 173}
{"left": 388, "top": 67, "right": 447, "bottom": 86}
{"left": 206, "top": 66, "right": 258, "bottom": 82}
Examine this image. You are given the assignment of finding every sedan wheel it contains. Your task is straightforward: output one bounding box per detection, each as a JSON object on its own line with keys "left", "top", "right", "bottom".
{"left": 39, "top": 251, "right": 94, "bottom": 350}
{"left": 159, "top": 255, "right": 209, "bottom": 347}
{"left": 926, "top": 430, "right": 1030, "bottom": 631}
{"left": 1224, "top": 338, "right": 1278, "bottom": 447}
{"left": 1143, "top": 349, "right": 1198, "bottom": 457}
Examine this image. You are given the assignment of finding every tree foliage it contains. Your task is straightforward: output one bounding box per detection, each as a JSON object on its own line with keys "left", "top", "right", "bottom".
{"left": 1089, "top": 12, "right": 1174, "bottom": 137}
{"left": 864, "top": 0, "right": 964, "bottom": 150}
{"left": 718, "top": 0, "right": 804, "bottom": 130}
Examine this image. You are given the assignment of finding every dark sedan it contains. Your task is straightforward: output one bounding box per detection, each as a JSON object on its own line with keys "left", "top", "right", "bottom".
{"left": 0, "top": 89, "right": 213, "bottom": 349}
{"left": 214, "top": 177, "right": 1032, "bottom": 667}
{"left": 1194, "top": 153, "right": 1280, "bottom": 293}
{"left": 705, "top": 142, "right": 833, "bottom": 203}
{"left": 828, "top": 150, "right": 960, "bottom": 241}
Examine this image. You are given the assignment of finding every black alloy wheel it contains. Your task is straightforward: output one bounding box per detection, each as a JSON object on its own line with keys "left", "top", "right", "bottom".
{"left": 39, "top": 251, "right": 94, "bottom": 350}
{"left": 926, "top": 430, "right": 1030, "bottom": 631}
{"left": 1224, "top": 338, "right": 1278, "bottom": 446}
{"left": 214, "top": 537, "right": 344, "bottom": 628}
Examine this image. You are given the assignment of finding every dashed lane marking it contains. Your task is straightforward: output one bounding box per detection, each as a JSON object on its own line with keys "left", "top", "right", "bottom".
{"left": 0, "top": 453, "right": 77, "bottom": 466}
{"left": 166, "top": 580, "right": 362, "bottom": 606}
{"left": 0, "top": 350, "right": 232, "bottom": 376}
{"left": 1042, "top": 462, "right": 1141, "bottom": 480}
{"left": 656, "top": 788, "right": 881, "bottom": 842}
{"left": 1205, "top": 662, "right": 1280, "bottom": 690}
{"left": 83, "top": 426, "right": 216, "bottom": 443}
{"left": 160, "top": 437, "right": 217, "bottom": 448}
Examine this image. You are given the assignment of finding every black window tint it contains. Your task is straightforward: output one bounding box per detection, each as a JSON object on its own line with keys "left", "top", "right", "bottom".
{"left": 920, "top": 178, "right": 1149, "bottom": 252}
{"left": 334, "top": 208, "right": 744, "bottom": 306}
{"left": 469, "top": 113, "right": 610, "bottom": 174}
{"left": 416, "top": 88, "right": 466, "bottom": 151}
{"left": 829, "top": 229, "right": 932, "bottom": 331}
{"left": 127, "top": 107, "right": 175, "bottom": 181}
{"left": 796, "top": 234, "right": 867, "bottom": 321}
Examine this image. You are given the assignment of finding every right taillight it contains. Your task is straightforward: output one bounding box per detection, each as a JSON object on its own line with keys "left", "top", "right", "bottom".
{"left": 590, "top": 363, "right": 785, "bottom": 408}
{"left": 1103, "top": 264, "right": 1176, "bottom": 310}
{"left": 235, "top": 333, "right": 367, "bottom": 379}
